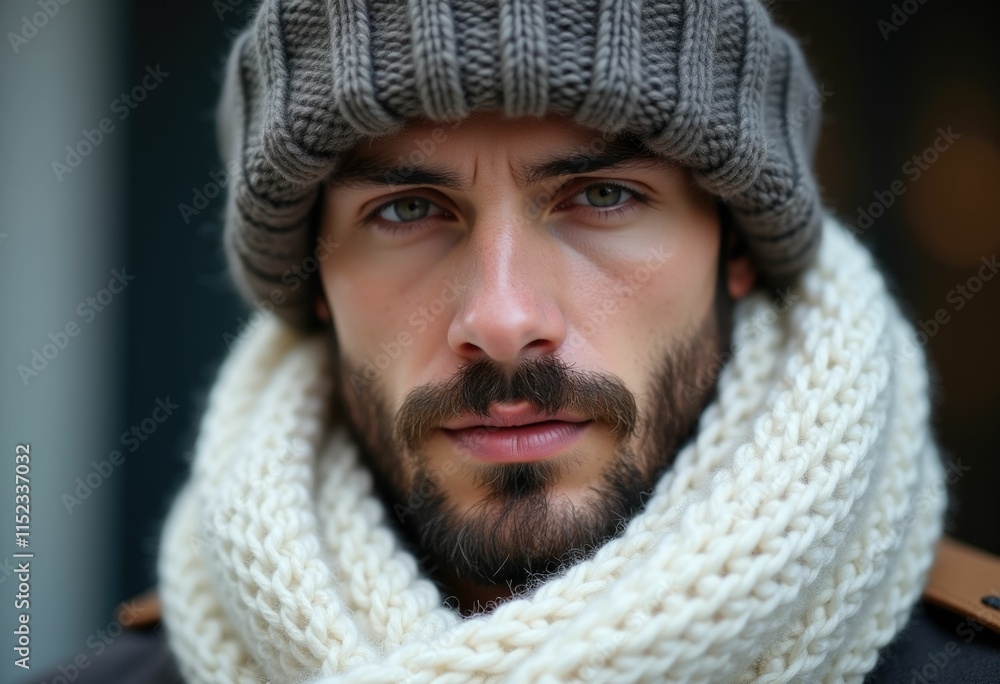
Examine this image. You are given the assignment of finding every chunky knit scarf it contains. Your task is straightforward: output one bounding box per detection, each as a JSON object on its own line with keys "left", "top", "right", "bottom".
{"left": 159, "top": 218, "right": 946, "bottom": 683}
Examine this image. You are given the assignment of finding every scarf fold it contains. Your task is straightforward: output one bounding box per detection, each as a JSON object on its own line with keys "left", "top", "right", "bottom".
{"left": 159, "top": 217, "right": 946, "bottom": 683}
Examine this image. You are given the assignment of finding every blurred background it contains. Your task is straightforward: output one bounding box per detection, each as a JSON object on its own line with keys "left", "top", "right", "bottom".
{"left": 1, "top": 0, "right": 997, "bottom": 679}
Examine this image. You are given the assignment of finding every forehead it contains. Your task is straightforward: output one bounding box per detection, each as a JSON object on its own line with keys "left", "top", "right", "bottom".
{"left": 334, "top": 111, "right": 673, "bottom": 189}
{"left": 353, "top": 111, "right": 607, "bottom": 152}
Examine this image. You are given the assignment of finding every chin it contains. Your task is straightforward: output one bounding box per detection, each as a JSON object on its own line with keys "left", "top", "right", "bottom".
{"left": 404, "top": 449, "right": 649, "bottom": 586}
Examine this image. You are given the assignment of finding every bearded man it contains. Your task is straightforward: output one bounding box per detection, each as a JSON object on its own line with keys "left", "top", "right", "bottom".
{"left": 37, "top": 1, "right": 1000, "bottom": 683}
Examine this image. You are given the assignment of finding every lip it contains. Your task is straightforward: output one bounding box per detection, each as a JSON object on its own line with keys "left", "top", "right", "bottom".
{"left": 441, "top": 403, "right": 589, "bottom": 430}
{"left": 440, "top": 403, "right": 591, "bottom": 462}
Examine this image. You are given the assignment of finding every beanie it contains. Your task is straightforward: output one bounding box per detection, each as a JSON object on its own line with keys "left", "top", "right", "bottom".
{"left": 217, "top": 0, "right": 825, "bottom": 328}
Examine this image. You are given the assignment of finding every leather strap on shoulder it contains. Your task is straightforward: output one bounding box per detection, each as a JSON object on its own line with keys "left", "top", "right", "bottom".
{"left": 115, "top": 590, "right": 162, "bottom": 630}
{"left": 922, "top": 535, "right": 1000, "bottom": 635}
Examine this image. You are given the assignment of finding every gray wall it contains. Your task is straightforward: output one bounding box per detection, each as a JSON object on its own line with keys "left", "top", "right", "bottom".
{"left": 1, "top": 0, "right": 123, "bottom": 680}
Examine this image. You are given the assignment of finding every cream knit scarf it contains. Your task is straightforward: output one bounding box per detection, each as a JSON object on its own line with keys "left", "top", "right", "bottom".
{"left": 159, "top": 218, "right": 946, "bottom": 684}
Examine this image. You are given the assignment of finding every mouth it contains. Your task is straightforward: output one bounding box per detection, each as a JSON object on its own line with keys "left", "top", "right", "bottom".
{"left": 440, "top": 403, "right": 591, "bottom": 462}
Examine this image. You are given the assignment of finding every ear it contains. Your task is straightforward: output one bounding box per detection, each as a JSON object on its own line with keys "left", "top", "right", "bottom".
{"left": 716, "top": 202, "right": 758, "bottom": 301}
{"left": 315, "top": 291, "right": 331, "bottom": 324}
{"left": 726, "top": 251, "right": 757, "bottom": 300}
{"left": 722, "top": 221, "right": 757, "bottom": 300}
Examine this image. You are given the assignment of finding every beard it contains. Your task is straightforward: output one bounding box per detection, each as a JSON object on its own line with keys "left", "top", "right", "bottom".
{"left": 333, "top": 288, "right": 732, "bottom": 592}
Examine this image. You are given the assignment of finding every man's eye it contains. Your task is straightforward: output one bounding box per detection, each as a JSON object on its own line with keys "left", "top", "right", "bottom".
{"left": 376, "top": 197, "right": 444, "bottom": 223}
{"left": 568, "top": 183, "right": 633, "bottom": 208}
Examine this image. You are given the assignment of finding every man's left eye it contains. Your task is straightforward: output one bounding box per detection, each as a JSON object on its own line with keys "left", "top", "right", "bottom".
{"left": 376, "top": 197, "right": 447, "bottom": 223}
{"left": 568, "top": 183, "right": 633, "bottom": 208}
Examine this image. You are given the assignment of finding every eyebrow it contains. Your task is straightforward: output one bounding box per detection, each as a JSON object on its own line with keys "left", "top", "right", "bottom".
{"left": 329, "top": 136, "right": 668, "bottom": 191}
{"left": 332, "top": 156, "right": 467, "bottom": 190}
{"left": 517, "top": 137, "right": 666, "bottom": 187}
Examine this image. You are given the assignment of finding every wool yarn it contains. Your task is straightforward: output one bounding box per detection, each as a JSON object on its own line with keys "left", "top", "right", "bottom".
{"left": 159, "top": 216, "right": 946, "bottom": 683}
{"left": 218, "top": 0, "right": 824, "bottom": 327}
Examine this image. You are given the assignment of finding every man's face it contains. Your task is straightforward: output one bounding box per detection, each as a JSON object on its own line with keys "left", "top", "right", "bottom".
{"left": 318, "top": 112, "right": 752, "bottom": 590}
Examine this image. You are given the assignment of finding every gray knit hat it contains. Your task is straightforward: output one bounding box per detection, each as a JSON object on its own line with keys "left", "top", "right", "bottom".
{"left": 218, "top": 0, "right": 824, "bottom": 327}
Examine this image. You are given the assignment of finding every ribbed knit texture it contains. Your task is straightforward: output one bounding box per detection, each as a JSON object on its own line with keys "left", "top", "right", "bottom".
{"left": 159, "top": 217, "right": 947, "bottom": 683}
{"left": 218, "top": 0, "right": 825, "bottom": 327}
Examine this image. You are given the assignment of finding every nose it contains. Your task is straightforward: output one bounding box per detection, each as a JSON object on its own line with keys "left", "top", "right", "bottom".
{"left": 447, "top": 212, "right": 567, "bottom": 365}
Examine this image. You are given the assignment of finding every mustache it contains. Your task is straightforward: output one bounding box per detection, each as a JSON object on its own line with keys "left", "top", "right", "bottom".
{"left": 394, "top": 356, "right": 638, "bottom": 452}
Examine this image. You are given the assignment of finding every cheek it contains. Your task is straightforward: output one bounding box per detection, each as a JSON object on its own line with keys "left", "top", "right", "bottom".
{"left": 567, "top": 218, "right": 719, "bottom": 391}
{"left": 321, "top": 253, "right": 458, "bottom": 408}
{"left": 320, "top": 205, "right": 462, "bottom": 386}
{"left": 323, "top": 255, "right": 382, "bottom": 353}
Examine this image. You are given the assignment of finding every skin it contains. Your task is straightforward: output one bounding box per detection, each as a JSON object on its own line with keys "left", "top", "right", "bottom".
{"left": 316, "top": 111, "right": 756, "bottom": 612}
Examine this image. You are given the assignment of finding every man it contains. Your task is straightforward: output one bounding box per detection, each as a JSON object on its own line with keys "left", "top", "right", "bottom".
{"left": 35, "top": 0, "right": 1000, "bottom": 682}
{"left": 309, "top": 111, "right": 760, "bottom": 613}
